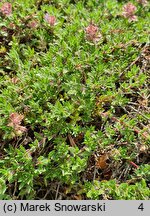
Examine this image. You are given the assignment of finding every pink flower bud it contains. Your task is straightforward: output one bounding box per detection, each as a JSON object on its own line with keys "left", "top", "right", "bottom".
{"left": 27, "top": 20, "right": 38, "bottom": 28}
{"left": 44, "top": 13, "right": 56, "bottom": 26}
{"left": 0, "top": 2, "right": 12, "bottom": 16}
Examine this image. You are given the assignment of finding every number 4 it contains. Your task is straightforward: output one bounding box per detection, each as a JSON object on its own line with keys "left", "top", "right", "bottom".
{"left": 138, "top": 203, "right": 144, "bottom": 211}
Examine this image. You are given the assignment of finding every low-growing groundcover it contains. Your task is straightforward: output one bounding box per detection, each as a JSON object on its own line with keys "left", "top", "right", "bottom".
{"left": 0, "top": 0, "right": 150, "bottom": 200}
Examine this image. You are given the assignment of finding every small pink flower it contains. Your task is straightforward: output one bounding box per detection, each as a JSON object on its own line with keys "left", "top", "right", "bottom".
{"left": 85, "top": 24, "right": 102, "bottom": 42}
{"left": 85, "top": 24, "right": 98, "bottom": 37}
{"left": 7, "top": 112, "right": 27, "bottom": 135}
{"left": 122, "top": 2, "right": 137, "bottom": 21}
{"left": 11, "top": 77, "right": 19, "bottom": 84}
{"left": 44, "top": 13, "right": 56, "bottom": 26}
{"left": 0, "top": 2, "right": 12, "bottom": 16}
{"left": 27, "top": 20, "right": 38, "bottom": 28}
{"left": 9, "top": 22, "right": 16, "bottom": 29}
{"left": 137, "top": 0, "right": 148, "bottom": 6}
{"left": 9, "top": 113, "right": 24, "bottom": 126}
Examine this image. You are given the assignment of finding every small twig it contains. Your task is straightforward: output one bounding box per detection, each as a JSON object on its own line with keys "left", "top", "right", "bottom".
{"left": 127, "top": 105, "right": 150, "bottom": 121}
{"left": 68, "top": 134, "right": 76, "bottom": 147}
{"left": 93, "top": 166, "right": 97, "bottom": 181}
{"left": 128, "top": 102, "right": 150, "bottom": 111}
{"left": 127, "top": 102, "right": 139, "bottom": 106}
{"left": 12, "top": 181, "right": 17, "bottom": 199}
{"left": 119, "top": 42, "right": 149, "bottom": 78}
{"left": 119, "top": 55, "right": 141, "bottom": 78}
{"left": 42, "top": 188, "right": 52, "bottom": 200}
{"left": 128, "top": 161, "right": 139, "bottom": 169}
{"left": 111, "top": 116, "right": 149, "bottom": 139}
{"left": 126, "top": 177, "right": 142, "bottom": 184}
{"left": 55, "top": 183, "right": 60, "bottom": 200}
{"left": 14, "top": 136, "right": 22, "bottom": 148}
{"left": 124, "top": 164, "right": 131, "bottom": 180}
{"left": 118, "top": 168, "right": 126, "bottom": 180}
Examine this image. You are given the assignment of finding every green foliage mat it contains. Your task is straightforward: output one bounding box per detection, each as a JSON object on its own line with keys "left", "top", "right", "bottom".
{"left": 0, "top": 0, "right": 150, "bottom": 199}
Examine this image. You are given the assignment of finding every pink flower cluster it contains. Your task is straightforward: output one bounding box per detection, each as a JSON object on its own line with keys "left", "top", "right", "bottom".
{"left": 122, "top": 2, "right": 137, "bottom": 21}
{"left": 0, "top": 2, "right": 12, "bottom": 16}
{"left": 7, "top": 112, "right": 27, "bottom": 135}
{"left": 85, "top": 24, "right": 102, "bottom": 42}
{"left": 44, "top": 13, "right": 56, "bottom": 26}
